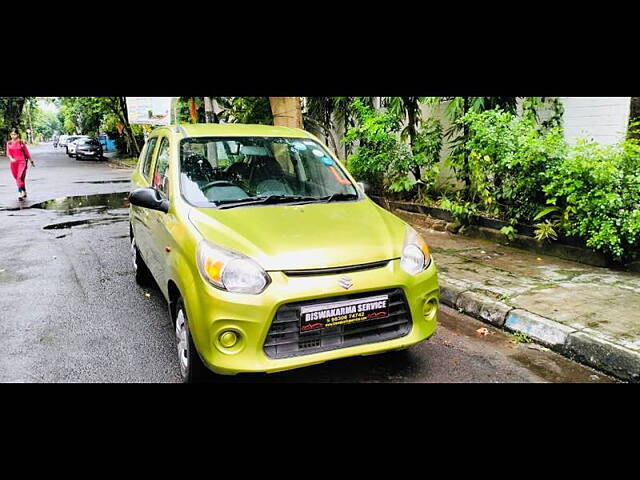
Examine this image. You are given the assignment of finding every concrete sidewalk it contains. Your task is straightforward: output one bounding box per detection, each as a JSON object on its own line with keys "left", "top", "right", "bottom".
{"left": 393, "top": 209, "right": 640, "bottom": 383}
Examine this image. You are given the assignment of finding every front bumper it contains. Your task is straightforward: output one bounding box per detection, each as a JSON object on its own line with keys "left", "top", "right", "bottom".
{"left": 185, "top": 258, "right": 439, "bottom": 375}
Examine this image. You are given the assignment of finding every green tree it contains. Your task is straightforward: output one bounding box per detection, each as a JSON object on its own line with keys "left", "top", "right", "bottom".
{"left": 217, "top": 97, "right": 273, "bottom": 125}
{"left": 304, "top": 97, "right": 338, "bottom": 152}
{"left": 0, "top": 97, "right": 30, "bottom": 142}
{"left": 383, "top": 97, "right": 431, "bottom": 182}
{"left": 345, "top": 99, "right": 443, "bottom": 196}
{"left": 32, "top": 103, "right": 61, "bottom": 141}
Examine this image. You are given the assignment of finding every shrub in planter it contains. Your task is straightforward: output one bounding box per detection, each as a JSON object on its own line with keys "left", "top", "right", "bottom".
{"left": 543, "top": 138, "right": 640, "bottom": 262}
{"left": 458, "top": 109, "right": 568, "bottom": 223}
{"left": 344, "top": 99, "right": 443, "bottom": 198}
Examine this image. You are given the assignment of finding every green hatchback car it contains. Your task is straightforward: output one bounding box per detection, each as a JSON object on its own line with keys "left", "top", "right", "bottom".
{"left": 129, "top": 123, "right": 439, "bottom": 382}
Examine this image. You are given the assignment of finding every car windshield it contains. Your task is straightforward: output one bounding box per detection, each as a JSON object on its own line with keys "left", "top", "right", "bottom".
{"left": 180, "top": 137, "right": 359, "bottom": 207}
{"left": 79, "top": 138, "right": 99, "bottom": 145}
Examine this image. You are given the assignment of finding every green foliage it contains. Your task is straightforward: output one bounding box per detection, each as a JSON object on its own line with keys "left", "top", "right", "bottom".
{"left": 533, "top": 206, "right": 561, "bottom": 221}
{"left": 59, "top": 97, "right": 110, "bottom": 135}
{"left": 345, "top": 99, "right": 443, "bottom": 196}
{"left": 534, "top": 220, "right": 559, "bottom": 241}
{"left": 304, "top": 97, "right": 335, "bottom": 140}
{"left": 216, "top": 97, "right": 273, "bottom": 125}
{"left": 521, "top": 97, "right": 564, "bottom": 131}
{"left": 0, "top": 97, "right": 29, "bottom": 142}
{"left": 438, "top": 196, "right": 478, "bottom": 225}
{"left": 512, "top": 331, "right": 533, "bottom": 344}
{"left": 175, "top": 97, "right": 204, "bottom": 124}
{"left": 458, "top": 109, "right": 568, "bottom": 222}
{"left": 344, "top": 99, "right": 408, "bottom": 194}
{"left": 383, "top": 97, "right": 427, "bottom": 143}
{"left": 500, "top": 225, "right": 517, "bottom": 242}
{"left": 543, "top": 138, "right": 640, "bottom": 261}
{"left": 33, "top": 108, "right": 61, "bottom": 140}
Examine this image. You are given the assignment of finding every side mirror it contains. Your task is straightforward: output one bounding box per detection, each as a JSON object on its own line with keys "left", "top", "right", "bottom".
{"left": 129, "top": 187, "right": 169, "bottom": 213}
{"left": 357, "top": 182, "right": 369, "bottom": 194}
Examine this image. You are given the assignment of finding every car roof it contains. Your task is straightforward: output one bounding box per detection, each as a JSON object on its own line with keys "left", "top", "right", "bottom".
{"left": 151, "top": 123, "right": 316, "bottom": 139}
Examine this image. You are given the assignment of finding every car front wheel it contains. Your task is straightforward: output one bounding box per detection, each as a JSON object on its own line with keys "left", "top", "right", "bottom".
{"left": 174, "top": 296, "right": 210, "bottom": 383}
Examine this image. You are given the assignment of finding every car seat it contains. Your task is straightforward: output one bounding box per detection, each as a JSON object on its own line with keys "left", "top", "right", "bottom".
{"left": 183, "top": 153, "right": 216, "bottom": 187}
{"left": 248, "top": 156, "right": 293, "bottom": 196}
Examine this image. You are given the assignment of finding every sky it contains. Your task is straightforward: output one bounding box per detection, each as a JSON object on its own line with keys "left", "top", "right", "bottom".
{"left": 38, "top": 98, "right": 58, "bottom": 114}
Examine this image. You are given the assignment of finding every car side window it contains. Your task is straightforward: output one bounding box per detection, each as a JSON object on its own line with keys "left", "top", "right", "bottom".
{"left": 142, "top": 137, "right": 159, "bottom": 180}
{"left": 152, "top": 137, "right": 171, "bottom": 196}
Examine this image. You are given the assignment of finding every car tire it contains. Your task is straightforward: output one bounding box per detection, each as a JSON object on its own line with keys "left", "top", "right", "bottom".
{"left": 131, "top": 233, "right": 153, "bottom": 286}
{"left": 174, "top": 296, "right": 210, "bottom": 383}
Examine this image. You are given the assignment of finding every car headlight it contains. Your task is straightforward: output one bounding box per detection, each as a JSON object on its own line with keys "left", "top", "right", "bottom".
{"left": 196, "top": 240, "right": 270, "bottom": 294}
{"left": 400, "top": 226, "right": 432, "bottom": 275}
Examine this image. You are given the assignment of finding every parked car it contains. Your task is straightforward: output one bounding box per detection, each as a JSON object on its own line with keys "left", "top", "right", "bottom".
{"left": 66, "top": 135, "right": 89, "bottom": 157}
{"left": 58, "top": 135, "right": 70, "bottom": 149}
{"left": 74, "top": 137, "right": 104, "bottom": 160}
{"left": 128, "top": 124, "right": 439, "bottom": 382}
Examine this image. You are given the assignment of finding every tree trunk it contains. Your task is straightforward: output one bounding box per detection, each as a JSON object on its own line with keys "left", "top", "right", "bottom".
{"left": 406, "top": 98, "right": 421, "bottom": 182}
{"left": 26, "top": 101, "right": 34, "bottom": 143}
{"left": 461, "top": 96, "right": 470, "bottom": 195}
{"left": 117, "top": 97, "right": 141, "bottom": 157}
{"left": 269, "top": 97, "right": 303, "bottom": 128}
{"left": 203, "top": 97, "right": 216, "bottom": 124}
{"left": 3, "top": 97, "right": 26, "bottom": 132}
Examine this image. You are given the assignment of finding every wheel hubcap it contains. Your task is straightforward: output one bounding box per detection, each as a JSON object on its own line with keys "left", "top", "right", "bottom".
{"left": 176, "top": 309, "right": 189, "bottom": 377}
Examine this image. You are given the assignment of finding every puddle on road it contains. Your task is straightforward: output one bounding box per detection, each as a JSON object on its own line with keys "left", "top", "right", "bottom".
{"left": 31, "top": 192, "right": 130, "bottom": 215}
{"left": 22, "top": 192, "right": 132, "bottom": 231}
{"left": 43, "top": 217, "right": 128, "bottom": 230}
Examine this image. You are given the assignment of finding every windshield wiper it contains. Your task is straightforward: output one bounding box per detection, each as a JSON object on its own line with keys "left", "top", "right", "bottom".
{"left": 216, "top": 195, "right": 321, "bottom": 210}
{"left": 320, "top": 193, "right": 359, "bottom": 203}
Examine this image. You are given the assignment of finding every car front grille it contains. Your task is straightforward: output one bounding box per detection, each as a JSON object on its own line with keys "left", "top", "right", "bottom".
{"left": 282, "top": 260, "right": 390, "bottom": 277}
{"left": 263, "top": 289, "right": 412, "bottom": 359}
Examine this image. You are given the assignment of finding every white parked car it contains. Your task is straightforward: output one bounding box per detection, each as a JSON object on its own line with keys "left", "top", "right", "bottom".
{"left": 58, "top": 135, "right": 70, "bottom": 149}
{"left": 66, "top": 136, "right": 89, "bottom": 157}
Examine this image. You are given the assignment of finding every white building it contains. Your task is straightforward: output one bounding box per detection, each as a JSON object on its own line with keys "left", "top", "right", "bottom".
{"left": 559, "top": 97, "right": 631, "bottom": 145}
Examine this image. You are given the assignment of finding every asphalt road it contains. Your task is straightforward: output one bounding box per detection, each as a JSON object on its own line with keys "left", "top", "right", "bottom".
{"left": 0, "top": 144, "right": 616, "bottom": 383}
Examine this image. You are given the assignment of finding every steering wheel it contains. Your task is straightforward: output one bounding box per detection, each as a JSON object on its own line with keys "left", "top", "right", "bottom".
{"left": 200, "top": 180, "right": 237, "bottom": 192}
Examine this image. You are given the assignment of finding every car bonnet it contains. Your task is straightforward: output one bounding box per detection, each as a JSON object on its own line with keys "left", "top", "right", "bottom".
{"left": 187, "top": 199, "right": 406, "bottom": 271}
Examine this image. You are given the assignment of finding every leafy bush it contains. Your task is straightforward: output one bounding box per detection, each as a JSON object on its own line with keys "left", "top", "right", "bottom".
{"left": 438, "top": 196, "right": 478, "bottom": 225}
{"left": 457, "top": 109, "right": 568, "bottom": 222}
{"left": 543, "top": 139, "right": 640, "bottom": 261}
{"left": 344, "top": 99, "right": 443, "bottom": 196}
{"left": 344, "top": 99, "right": 408, "bottom": 194}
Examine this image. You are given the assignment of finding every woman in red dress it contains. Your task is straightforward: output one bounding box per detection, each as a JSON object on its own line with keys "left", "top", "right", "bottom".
{"left": 6, "top": 128, "right": 35, "bottom": 200}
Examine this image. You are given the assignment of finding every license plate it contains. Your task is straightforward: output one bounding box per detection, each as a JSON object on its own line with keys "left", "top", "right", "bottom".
{"left": 300, "top": 294, "right": 389, "bottom": 333}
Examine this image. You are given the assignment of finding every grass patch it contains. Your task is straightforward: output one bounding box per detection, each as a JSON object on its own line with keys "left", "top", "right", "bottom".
{"left": 109, "top": 156, "right": 138, "bottom": 167}
{"left": 530, "top": 283, "right": 560, "bottom": 291}
{"left": 511, "top": 331, "right": 533, "bottom": 344}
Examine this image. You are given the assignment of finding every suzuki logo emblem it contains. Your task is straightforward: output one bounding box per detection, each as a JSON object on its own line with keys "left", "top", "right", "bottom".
{"left": 338, "top": 276, "right": 354, "bottom": 290}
